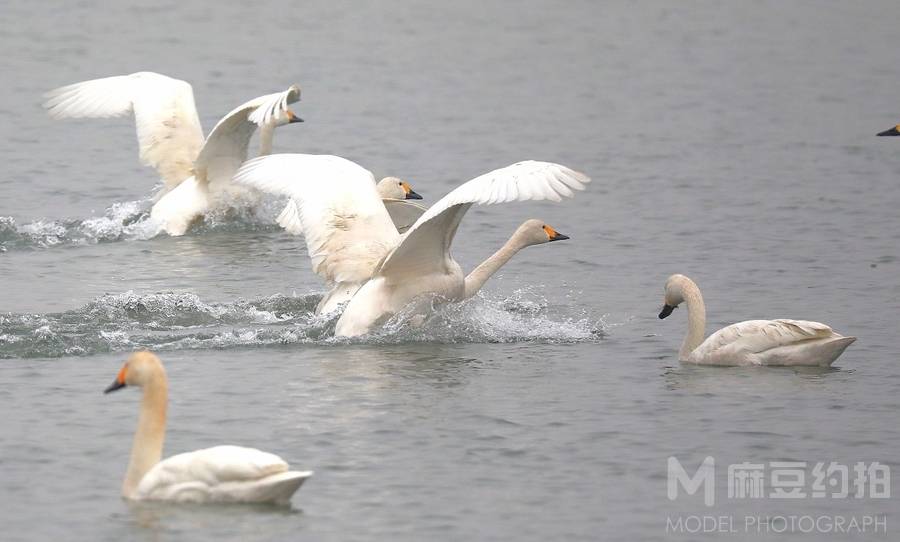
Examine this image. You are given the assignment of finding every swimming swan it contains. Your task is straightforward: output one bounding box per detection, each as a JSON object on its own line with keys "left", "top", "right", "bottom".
{"left": 658, "top": 274, "right": 856, "bottom": 366}
{"left": 43, "top": 72, "right": 302, "bottom": 235}
{"left": 103, "top": 351, "right": 311, "bottom": 504}
{"left": 235, "top": 155, "right": 589, "bottom": 335}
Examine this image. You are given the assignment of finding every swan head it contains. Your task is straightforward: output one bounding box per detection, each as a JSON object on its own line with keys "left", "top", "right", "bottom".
{"left": 271, "top": 108, "right": 304, "bottom": 127}
{"left": 877, "top": 124, "right": 900, "bottom": 136}
{"left": 660, "top": 273, "right": 693, "bottom": 319}
{"left": 266, "top": 108, "right": 303, "bottom": 128}
{"left": 104, "top": 350, "right": 166, "bottom": 393}
{"left": 516, "top": 219, "right": 570, "bottom": 246}
{"left": 377, "top": 177, "right": 422, "bottom": 200}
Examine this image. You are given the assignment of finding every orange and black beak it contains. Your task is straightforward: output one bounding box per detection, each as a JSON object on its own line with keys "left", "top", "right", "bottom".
{"left": 877, "top": 125, "right": 900, "bottom": 136}
{"left": 659, "top": 304, "right": 675, "bottom": 319}
{"left": 543, "top": 224, "right": 570, "bottom": 242}
{"left": 288, "top": 110, "right": 304, "bottom": 124}
{"left": 104, "top": 366, "right": 127, "bottom": 394}
{"left": 401, "top": 182, "right": 422, "bottom": 200}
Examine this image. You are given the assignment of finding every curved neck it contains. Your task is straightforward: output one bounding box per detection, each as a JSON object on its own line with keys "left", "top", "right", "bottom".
{"left": 464, "top": 233, "right": 530, "bottom": 299}
{"left": 123, "top": 378, "right": 167, "bottom": 498}
{"left": 257, "top": 123, "right": 276, "bottom": 156}
{"left": 679, "top": 281, "right": 707, "bottom": 360}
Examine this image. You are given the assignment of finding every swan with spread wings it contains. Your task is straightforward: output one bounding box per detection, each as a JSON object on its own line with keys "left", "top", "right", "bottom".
{"left": 44, "top": 72, "right": 303, "bottom": 235}
{"left": 235, "top": 155, "right": 589, "bottom": 336}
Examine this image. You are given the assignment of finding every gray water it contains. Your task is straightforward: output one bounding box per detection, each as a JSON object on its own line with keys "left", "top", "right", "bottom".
{"left": 2, "top": 1, "right": 899, "bottom": 540}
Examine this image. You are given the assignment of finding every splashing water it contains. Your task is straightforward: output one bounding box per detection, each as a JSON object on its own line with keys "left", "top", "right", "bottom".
{"left": 0, "top": 196, "right": 291, "bottom": 252}
{"left": 0, "top": 289, "right": 605, "bottom": 359}
{"left": 0, "top": 200, "right": 160, "bottom": 251}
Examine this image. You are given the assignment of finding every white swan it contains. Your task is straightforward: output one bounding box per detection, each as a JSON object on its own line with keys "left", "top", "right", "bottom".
{"left": 274, "top": 175, "right": 425, "bottom": 238}
{"left": 658, "top": 274, "right": 856, "bottom": 366}
{"left": 43, "top": 72, "right": 302, "bottom": 235}
{"left": 235, "top": 155, "right": 589, "bottom": 334}
{"left": 103, "top": 351, "right": 311, "bottom": 504}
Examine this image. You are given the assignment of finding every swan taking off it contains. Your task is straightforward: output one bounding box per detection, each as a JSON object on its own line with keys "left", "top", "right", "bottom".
{"left": 43, "top": 72, "right": 303, "bottom": 235}
{"left": 103, "top": 351, "right": 311, "bottom": 504}
{"left": 658, "top": 274, "right": 856, "bottom": 366}
{"left": 235, "top": 156, "right": 588, "bottom": 336}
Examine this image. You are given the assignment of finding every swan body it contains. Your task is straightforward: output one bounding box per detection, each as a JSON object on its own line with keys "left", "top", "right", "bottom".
{"left": 658, "top": 274, "right": 856, "bottom": 366}
{"left": 44, "top": 72, "right": 302, "bottom": 235}
{"left": 104, "top": 351, "right": 311, "bottom": 504}
{"left": 233, "top": 155, "right": 429, "bottom": 315}
{"left": 235, "top": 156, "right": 589, "bottom": 335}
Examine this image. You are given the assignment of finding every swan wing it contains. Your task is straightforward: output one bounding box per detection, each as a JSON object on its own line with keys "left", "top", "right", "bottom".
{"left": 234, "top": 154, "right": 401, "bottom": 283}
{"left": 382, "top": 199, "right": 428, "bottom": 233}
{"left": 376, "top": 161, "right": 589, "bottom": 279}
{"left": 43, "top": 72, "right": 205, "bottom": 189}
{"left": 694, "top": 319, "right": 837, "bottom": 362}
{"left": 193, "top": 85, "right": 300, "bottom": 187}
{"left": 135, "top": 445, "right": 310, "bottom": 503}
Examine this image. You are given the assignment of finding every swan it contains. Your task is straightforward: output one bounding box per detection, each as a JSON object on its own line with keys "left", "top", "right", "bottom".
{"left": 234, "top": 155, "right": 589, "bottom": 334}
{"left": 658, "top": 274, "right": 856, "bottom": 366}
{"left": 275, "top": 175, "right": 425, "bottom": 237}
{"left": 103, "top": 350, "right": 311, "bottom": 504}
{"left": 43, "top": 72, "right": 303, "bottom": 235}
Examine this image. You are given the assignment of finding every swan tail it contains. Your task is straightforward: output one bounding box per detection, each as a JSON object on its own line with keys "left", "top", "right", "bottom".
{"left": 212, "top": 470, "right": 313, "bottom": 505}
{"left": 756, "top": 335, "right": 856, "bottom": 367}
{"left": 150, "top": 176, "right": 209, "bottom": 236}
{"left": 816, "top": 336, "right": 856, "bottom": 366}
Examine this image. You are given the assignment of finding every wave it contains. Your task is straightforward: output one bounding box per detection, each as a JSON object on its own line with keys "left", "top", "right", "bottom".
{"left": 0, "top": 289, "right": 605, "bottom": 359}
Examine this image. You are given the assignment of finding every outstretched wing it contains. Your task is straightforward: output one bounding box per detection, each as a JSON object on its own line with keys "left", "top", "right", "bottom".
{"left": 376, "top": 161, "right": 590, "bottom": 279}
{"left": 383, "top": 199, "right": 428, "bottom": 233}
{"left": 234, "top": 154, "right": 400, "bottom": 284}
{"left": 193, "top": 85, "right": 300, "bottom": 189}
{"left": 696, "top": 319, "right": 836, "bottom": 361}
{"left": 43, "top": 72, "right": 205, "bottom": 190}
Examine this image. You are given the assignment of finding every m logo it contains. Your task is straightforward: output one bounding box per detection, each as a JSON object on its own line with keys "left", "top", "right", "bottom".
{"left": 668, "top": 456, "right": 715, "bottom": 506}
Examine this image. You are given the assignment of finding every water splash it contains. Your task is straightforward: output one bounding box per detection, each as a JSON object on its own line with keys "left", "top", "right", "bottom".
{"left": 0, "top": 197, "right": 288, "bottom": 252}
{"left": 0, "top": 289, "right": 604, "bottom": 359}
{"left": 0, "top": 200, "right": 161, "bottom": 251}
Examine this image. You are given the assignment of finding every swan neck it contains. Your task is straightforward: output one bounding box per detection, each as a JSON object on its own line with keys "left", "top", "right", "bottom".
{"left": 123, "top": 378, "right": 167, "bottom": 498}
{"left": 258, "top": 123, "right": 275, "bottom": 156}
{"left": 680, "top": 283, "right": 707, "bottom": 361}
{"left": 464, "top": 233, "right": 528, "bottom": 298}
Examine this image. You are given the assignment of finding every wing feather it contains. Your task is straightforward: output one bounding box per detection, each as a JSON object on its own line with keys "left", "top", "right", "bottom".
{"left": 44, "top": 72, "right": 204, "bottom": 189}
{"left": 234, "top": 154, "right": 400, "bottom": 283}
{"left": 696, "top": 319, "right": 836, "bottom": 361}
{"left": 376, "top": 161, "right": 589, "bottom": 279}
{"left": 194, "top": 85, "right": 301, "bottom": 188}
{"left": 136, "top": 445, "right": 288, "bottom": 498}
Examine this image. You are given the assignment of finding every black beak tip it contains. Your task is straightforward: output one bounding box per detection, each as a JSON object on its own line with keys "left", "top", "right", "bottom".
{"left": 550, "top": 232, "right": 570, "bottom": 242}
{"left": 877, "top": 127, "right": 899, "bottom": 136}
{"left": 289, "top": 116, "right": 304, "bottom": 124}
{"left": 406, "top": 190, "right": 423, "bottom": 200}
{"left": 104, "top": 381, "right": 125, "bottom": 394}
{"left": 659, "top": 304, "right": 675, "bottom": 319}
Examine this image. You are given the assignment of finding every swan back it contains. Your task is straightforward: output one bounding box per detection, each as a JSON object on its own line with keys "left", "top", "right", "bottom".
{"left": 44, "top": 72, "right": 205, "bottom": 190}
{"left": 692, "top": 319, "right": 854, "bottom": 366}
{"left": 135, "top": 445, "right": 311, "bottom": 504}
